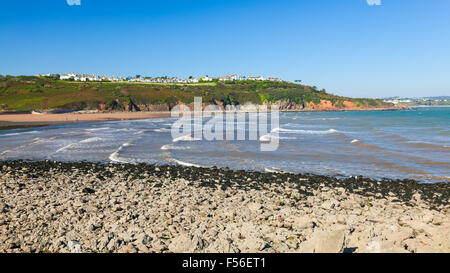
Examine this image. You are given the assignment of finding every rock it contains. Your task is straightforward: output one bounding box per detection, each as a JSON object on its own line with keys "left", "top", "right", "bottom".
{"left": 135, "top": 242, "right": 150, "bottom": 253}
{"left": 385, "top": 227, "right": 414, "bottom": 244}
{"left": 97, "top": 236, "right": 111, "bottom": 250}
{"left": 422, "top": 212, "right": 434, "bottom": 224}
{"left": 365, "top": 240, "right": 409, "bottom": 253}
{"left": 168, "top": 234, "right": 206, "bottom": 253}
{"left": 321, "top": 200, "right": 336, "bottom": 210}
{"left": 237, "top": 236, "right": 266, "bottom": 252}
{"left": 82, "top": 187, "right": 96, "bottom": 194}
{"left": 248, "top": 202, "right": 262, "bottom": 212}
{"left": 118, "top": 244, "right": 138, "bottom": 253}
{"left": 150, "top": 239, "right": 167, "bottom": 252}
{"left": 68, "top": 240, "right": 81, "bottom": 253}
{"left": 285, "top": 237, "right": 299, "bottom": 249}
{"left": 298, "top": 230, "right": 345, "bottom": 253}
{"left": 206, "top": 240, "right": 240, "bottom": 253}
{"left": 291, "top": 216, "right": 314, "bottom": 230}
{"left": 106, "top": 238, "right": 121, "bottom": 251}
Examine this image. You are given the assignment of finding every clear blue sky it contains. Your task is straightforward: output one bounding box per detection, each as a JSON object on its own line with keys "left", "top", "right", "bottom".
{"left": 1, "top": 0, "right": 449, "bottom": 98}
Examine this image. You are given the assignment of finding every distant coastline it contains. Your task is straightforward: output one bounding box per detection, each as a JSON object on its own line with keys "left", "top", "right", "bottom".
{"left": 410, "top": 105, "right": 450, "bottom": 108}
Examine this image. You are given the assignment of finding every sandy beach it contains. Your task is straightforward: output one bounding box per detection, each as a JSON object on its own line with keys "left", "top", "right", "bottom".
{"left": 0, "top": 107, "right": 405, "bottom": 130}
{"left": 0, "top": 161, "right": 448, "bottom": 253}
{"left": 0, "top": 112, "right": 171, "bottom": 130}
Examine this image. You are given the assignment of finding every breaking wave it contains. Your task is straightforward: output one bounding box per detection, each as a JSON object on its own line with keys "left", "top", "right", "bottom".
{"left": 172, "top": 134, "right": 199, "bottom": 143}
{"left": 264, "top": 167, "right": 285, "bottom": 173}
{"left": 161, "top": 144, "right": 191, "bottom": 150}
{"left": 172, "top": 159, "right": 202, "bottom": 168}
{"left": 1, "top": 131, "right": 38, "bottom": 137}
{"left": 108, "top": 142, "right": 133, "bottom": 163}
{"left": 55, "top": 137, "right": 103, "bottom": 153}
{"left": 271, "top": 127, "right": 338, "bottom": 135}
{"left": 85, "top": 127, "right": 111, "bottom": 131}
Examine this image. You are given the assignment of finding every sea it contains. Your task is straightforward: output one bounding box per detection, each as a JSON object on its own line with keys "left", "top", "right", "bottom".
{"left": 1, "top": 107, "right": 448, "bottom": 183}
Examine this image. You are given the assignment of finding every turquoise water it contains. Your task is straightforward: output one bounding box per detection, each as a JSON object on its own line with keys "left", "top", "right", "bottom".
{"left": 0, "top": 107, "right": 449, "bottom": 183}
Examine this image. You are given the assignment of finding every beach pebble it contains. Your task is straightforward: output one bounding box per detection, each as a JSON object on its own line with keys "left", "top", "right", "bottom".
{"left": 0, "top": 161, "right": 448, "bottom": 253}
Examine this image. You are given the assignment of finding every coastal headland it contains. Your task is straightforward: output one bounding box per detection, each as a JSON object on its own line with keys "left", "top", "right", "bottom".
{"left": 0, "top": 76, "right": 406, "bottom": 114}
{"left": 0, "top": 75, "right": 409, "bottom": 129}
{"left": 0, "top": 161, "right": 448, "bottom": 253}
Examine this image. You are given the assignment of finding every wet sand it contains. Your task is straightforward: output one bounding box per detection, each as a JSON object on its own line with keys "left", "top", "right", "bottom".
{"left": 0, "top": 112, "right": 171, "bottom": 130}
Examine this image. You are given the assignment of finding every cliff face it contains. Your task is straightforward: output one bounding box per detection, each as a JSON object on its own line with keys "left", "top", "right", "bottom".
{"left": 97, "top": 99, "right": 404, "bottom": 112}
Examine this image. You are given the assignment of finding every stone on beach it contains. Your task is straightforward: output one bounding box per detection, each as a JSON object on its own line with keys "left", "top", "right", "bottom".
{"left": 298, "top": 230, "right": 345, "bottom": 253}
{"left": 0, "top": 161, "right": 448, "bottom": 253}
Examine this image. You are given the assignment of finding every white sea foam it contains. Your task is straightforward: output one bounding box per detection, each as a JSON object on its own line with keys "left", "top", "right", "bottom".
{"left": 85, "top": 127, "right": 111, "bottom": 131}
{"left": 160, "top": 144, "right": 171, "bottom": 150}
{"left": 0, "top": 139, "right": 40, "bottom": 156}
{"left": 304, "top": 117, "right": 341, "bottom": 121}
{"left": 259, "top": 132, "right": 295, "bottom": 142}
{"left": 406, "top": 140, "right": 439, "bottom": 145}
{"left": 108, "top": 142, "right": 133, "bottom": 163}
{"left": 109, "top": 150, "right": 126, "bottom": 163}
{"left": 351, "top": 139, "right": 359, "bottom": 143}
{"left": 55, "top": 143, "right": 77, "bottom": 153}
{"left": 264, "top": 167, "right": 284, "bottom": 173}
{"left": 172, "top": 159, "right": 202, "bottom": 168}
{"left": 154, "top": 128, "right": 169, "bottom": 132}
{"left": 259, "top": 134, "right": 272, "bottom": 142}
{"left": 172, "top": 134, "right": 198, "bottom": 143}
{"left": 136, "top": 128, "right": 168, "bottom": 135}
{"left": 79, "top": 137, "right": 102, "bottom": 144}
{"left": 55, "top": 137, "right": 103, "bottom": 153}
{"left": 271, "top": 127, "right": 338, "bottom": 135}
{"left": 1, "top": 131, "right": 38, "bottom": 137}
{"left": 161, "top": 144, "right": 191, "bottom": 150}
{"left": 0, "top": 137, "right": 57, "bottom": 157}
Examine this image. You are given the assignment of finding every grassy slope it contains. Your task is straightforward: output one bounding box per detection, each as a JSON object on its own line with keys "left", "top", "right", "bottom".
{"left": 0, "top": 75, "right": 387, "bottom": 112}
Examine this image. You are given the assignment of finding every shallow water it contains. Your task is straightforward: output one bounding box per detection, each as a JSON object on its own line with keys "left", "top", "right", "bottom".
{"left": 0, "top": 107, "right": 449, "bottom": 183}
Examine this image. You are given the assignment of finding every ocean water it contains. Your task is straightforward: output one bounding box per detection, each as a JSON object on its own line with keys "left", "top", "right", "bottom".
{"left": 0, "top": 107, "right": 449, "bottom": 183}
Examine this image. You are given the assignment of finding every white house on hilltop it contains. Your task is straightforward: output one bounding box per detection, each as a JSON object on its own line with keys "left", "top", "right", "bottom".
{"left": 60, "top": 73, "right": 77, "bottom": 80}
{"left": 199, "top": 76, "right": 213, "bottom": 82}
{"left": 58, "top": 73, "right": 282, "bottom": 83}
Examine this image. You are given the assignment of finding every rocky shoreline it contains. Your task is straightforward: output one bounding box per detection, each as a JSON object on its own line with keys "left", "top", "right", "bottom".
{"left": 0, "top": 161, "right": 448, "bottom": 253}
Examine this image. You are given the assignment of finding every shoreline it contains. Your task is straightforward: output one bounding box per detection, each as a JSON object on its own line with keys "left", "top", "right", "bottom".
{"left": 0, "top": 107, "right": 403, "bottom": 130}
{"left": 1, "top": 161, "right": 448, "bottom": 253}
{"left": 0, "top": 112, "right": 171, "bottom": 130}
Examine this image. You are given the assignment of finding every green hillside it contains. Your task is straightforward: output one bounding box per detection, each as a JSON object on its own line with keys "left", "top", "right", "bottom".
{"left": 0, "top": 75, "right": 389, "bottom": 112}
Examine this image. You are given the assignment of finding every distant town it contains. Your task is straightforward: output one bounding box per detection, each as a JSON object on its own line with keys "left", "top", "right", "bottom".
{"left": 37, "top": 73, "right": 282, "bottom": 84}
{"left": 382, "top": 96, "right": 450, "bottom": 106}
